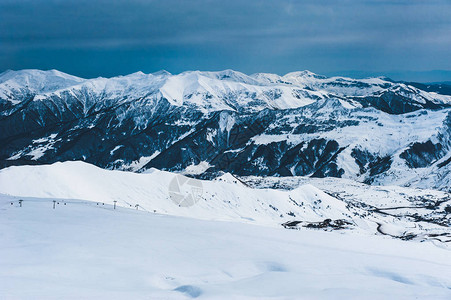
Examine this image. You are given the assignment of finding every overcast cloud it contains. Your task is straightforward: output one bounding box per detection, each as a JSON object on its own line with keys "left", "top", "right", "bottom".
{"left": 1, "top": 0, "right": 450, "bottom": 81}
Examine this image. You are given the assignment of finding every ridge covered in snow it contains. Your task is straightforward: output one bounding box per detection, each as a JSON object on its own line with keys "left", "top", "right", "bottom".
{"left": 1, "top": 69, "right": 451, "bottom": 192}
{"left": 2, "top": 68, "right": 450, "bottom": 112}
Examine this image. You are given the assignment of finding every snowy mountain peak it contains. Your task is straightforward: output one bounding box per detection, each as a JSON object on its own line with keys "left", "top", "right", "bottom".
{"left": 152, "top": 70, "right": 172, "bottom": 76}
{"left": 0, "top": 69, "right": 85, "bottom": 85}
{"left": 0, "top": 69, "right": 86, "bottom": 103}
{"left": 284, "top": 70, "right": 325, "bottom": 79}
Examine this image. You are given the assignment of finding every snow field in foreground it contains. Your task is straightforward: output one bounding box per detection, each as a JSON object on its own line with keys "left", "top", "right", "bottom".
{"left": 1, "top": 196, "right": 450, "bottom": 299}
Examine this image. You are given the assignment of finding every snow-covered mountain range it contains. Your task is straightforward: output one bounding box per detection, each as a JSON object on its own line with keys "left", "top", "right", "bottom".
{"left": 1, "top": 69, "right": 451, "bottom": 191}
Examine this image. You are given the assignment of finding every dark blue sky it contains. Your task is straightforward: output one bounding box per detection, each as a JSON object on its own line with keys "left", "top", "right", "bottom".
{"left": 1, "top": 0, "right": 451, "bottom": 82}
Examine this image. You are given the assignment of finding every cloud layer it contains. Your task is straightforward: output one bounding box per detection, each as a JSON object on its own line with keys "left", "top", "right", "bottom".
{"left": 1, "top": 0, "right": 450, "bottom": 80}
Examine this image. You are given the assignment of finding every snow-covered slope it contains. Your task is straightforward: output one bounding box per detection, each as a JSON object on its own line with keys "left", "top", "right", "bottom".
{"left": 2, "top": 194, "right": 450, "bottom": 299}
{"left": 0, "top": 69, "right": 85, "bottom": 104}
{"left": 0, "top": 161, "right": 449, "bottom": 243}
{"left": 0, "top": 161, "right": 355, "bottom": 226}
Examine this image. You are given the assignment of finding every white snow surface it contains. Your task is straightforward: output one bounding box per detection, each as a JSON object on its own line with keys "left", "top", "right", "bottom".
{"left": 0, "top": 161, "right": 449, "bottom": 240}
{"left": 1, "top": 194, "right": 450, "bottom": 299}
{"left": 0, "top": 161, "right": 351, "bottom": 226}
